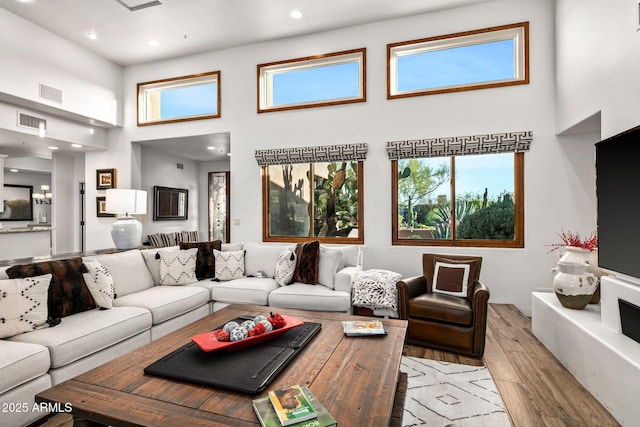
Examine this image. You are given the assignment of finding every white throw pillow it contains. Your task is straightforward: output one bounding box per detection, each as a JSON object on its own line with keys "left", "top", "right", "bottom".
{"left": 333, "top": 246, "right": 361, "bottom": 270}
{"left": 244, "top": 242, "right": 285, "bottom": 278}
{"left": 140, "top": 246, "right": 180, "bottom": 285}
{"left": 82, "top": 261, "right": 116, "bottom": 309}
{"left": 159, "top": 248, "right": 198, "bottom": 285}
{"left": 0, "top": 274, "right": 51, "bottom": 339}
{"left": 221, "top": 242, "right": 244, "bottom": 252}
{"left": 318, "top": 247, "right": 343, "bottom": 289}
{"left": 214, "top": 249, "right": 245, "bottom": 281}
{"left": 91, "top": 250, "right": 155, "bottom": 297}
{"left": 274, "top": 249, "right": 296, "bottom": 286}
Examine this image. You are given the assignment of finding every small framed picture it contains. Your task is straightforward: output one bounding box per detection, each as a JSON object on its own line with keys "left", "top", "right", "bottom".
{"left": 96, "top": 197, "right": 114, "bottom": 217}
{"left": 96, "top": 168, "right": 116, "bottom": 190}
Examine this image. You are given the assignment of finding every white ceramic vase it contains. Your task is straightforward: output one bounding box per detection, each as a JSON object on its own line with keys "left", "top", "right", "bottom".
{"left": 557, "top": 246, "right": 601, "bottom": 303}
{"left": 552, "top": 261, "right": 598, "bottom": 310}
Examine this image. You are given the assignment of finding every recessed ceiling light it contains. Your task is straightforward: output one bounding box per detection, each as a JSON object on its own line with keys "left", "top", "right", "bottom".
{"left": 87, "top": 31, "right": 97, "bottom": 40}
{"left": 71, "top": 144, "right": 82, "bottom": 148}
{"left": 48, "top": 146, "right": 59, "bottom": 150}
{"left": 207, "top": 146, "right": 215, "bottom": 150}
{"left": 9, "top": 169, "right": 18, "bottom": 173}
{"left": 148, "top": 39, "right": 160, "bottom": 47}
{"left": 290, "top": 9, "right": 303, "bottom": 19}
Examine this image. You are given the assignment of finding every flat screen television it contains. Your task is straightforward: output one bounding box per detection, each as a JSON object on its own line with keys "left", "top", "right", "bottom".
{"left": 595, "top": 124, "right": 640, "bottom": 279}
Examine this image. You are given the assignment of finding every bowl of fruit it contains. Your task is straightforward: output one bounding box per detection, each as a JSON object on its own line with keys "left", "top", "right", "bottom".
{"left": 192, "top": 312, "right": 301, "bottom": 352}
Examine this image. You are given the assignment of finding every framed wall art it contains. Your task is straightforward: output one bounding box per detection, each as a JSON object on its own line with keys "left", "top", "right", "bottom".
{"left": 153, "top": 186, "right": 188, "bottom": 221}
{"left": 96, "top": 168, "right": 116, "bottom": 190}
{"left": 96, "top": 196, "right": 114, "bottom": 217}
{"left": 0, "top": 184, "right": 33, "bottom": 221}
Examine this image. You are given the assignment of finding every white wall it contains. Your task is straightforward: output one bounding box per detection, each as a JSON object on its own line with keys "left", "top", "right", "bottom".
{"left": 139, "top": 146, "right": 200, "bottom": 239}
{"left": 51, "top": 154, "right": 85, "bottom": 254}
{"left": 556, "top": 0, "right": 640, "bottom": 138}
{"left": 0, "top": 8, "right": 123, "bottom": 126}
{"left": 106, "top": 0, "right": 588, "bottom": 315}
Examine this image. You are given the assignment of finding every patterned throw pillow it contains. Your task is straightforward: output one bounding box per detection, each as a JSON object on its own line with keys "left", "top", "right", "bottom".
{"left": 147, "top": 234, "right": 162, "bottom": 247}
{"left": 7, "top": 257, "right": 95, "bottom": 319}
{"left": 82, "top": 261, "right": 116, "bottom": 309}
{"left": 274, "top": 249, "right": 296, "bottom": 286}
{"left": 159, "top": 248, "right": 198, "bottom": 285}
{"left": 179, "top": 240, "right": 222, "bottom": 280}
{"left": 177, "top": 231, "right": 199, "bottom": 244}
{"left": 351, "top": 269, "right": 402, "bottom": 311}
{"left": 213, "top": 249, "right": 245, "bottom": 281}
{"left": 432, "top": 257, "right": 479, "bottom": 299}
{"left": 293, "top": 241, "right": 320, "bottom": 285}
{"left": 0, "top": 274, "right": 51, "bottom": 339}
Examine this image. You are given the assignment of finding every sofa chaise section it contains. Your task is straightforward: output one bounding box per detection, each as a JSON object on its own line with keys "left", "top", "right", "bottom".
{"left": 0, "top": 340, "right": 52, "bottom": 427}
{"left": 8, "top": 306, "right": 151, "bottom": 384}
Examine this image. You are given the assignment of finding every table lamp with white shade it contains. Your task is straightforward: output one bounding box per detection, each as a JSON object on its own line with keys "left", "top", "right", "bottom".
{"left": 105, "top": 189, "right": 147, "bottom": 249}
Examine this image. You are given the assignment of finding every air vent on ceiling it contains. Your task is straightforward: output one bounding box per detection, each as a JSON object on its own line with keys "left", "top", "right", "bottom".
{"left": 39, "top": 83, "right": 63, "bottom": 104}
{"left": 17, "top": 112, "right": 46, "bottom": 131}
{"left": 115, "top": 0, "right": 162, "bottom": 12}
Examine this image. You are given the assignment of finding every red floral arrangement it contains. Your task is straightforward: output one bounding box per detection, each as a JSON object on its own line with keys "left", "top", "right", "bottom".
{"left": 547, "top": 229, "right": 598, "bottom": 253}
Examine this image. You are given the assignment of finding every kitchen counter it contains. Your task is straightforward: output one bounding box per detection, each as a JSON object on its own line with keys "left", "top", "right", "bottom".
{"left": 0, "top": 226, "right": 53, "bottom": 260}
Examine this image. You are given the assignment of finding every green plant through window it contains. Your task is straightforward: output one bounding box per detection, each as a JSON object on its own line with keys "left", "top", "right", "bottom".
{"left": 393, "top": 152, "right": 523, "bottom": 248}
{"left": 264, "top": 161, "right": 362, "bottom": 243}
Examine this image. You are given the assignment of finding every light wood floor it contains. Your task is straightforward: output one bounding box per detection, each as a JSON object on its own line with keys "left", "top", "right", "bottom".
{"left": 403, "top": 303, "right": 621, "bottom": 427}
{"left": 41, "top": 303, "right": 620, "bottom": 427}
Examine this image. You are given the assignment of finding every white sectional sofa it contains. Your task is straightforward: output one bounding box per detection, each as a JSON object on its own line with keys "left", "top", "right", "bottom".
{"left": 0, "top": 241, "right": 362, "bottom": 427}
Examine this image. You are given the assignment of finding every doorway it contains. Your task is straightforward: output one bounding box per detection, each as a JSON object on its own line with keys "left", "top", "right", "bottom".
{"left": 208, "top": 171, "right": 230, "bottom": 242}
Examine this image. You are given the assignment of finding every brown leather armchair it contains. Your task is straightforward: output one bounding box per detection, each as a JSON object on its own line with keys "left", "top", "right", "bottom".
{"left": 396, "top": 254, "right": 490, "bottom": 357}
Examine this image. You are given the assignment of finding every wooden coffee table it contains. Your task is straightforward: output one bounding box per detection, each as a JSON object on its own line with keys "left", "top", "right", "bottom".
{"left": 37, "top": 304, "right": 408, "bottom": 426}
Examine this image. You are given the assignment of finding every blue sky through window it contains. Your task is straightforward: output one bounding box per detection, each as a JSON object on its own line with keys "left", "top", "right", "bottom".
{"left": 272, "top": 62, "right": 360, "bottom": 106}
{"left": 417, "top": 153, "right": 513, "bottom": 202}
{"left": 160, "top": 83, "right": 218, "bottom": 119}
{"left": 397, "top": 39, "right": 515, "bottom": 92}
{"left": 455, "top": 153, "right": 513, "bottom": 199}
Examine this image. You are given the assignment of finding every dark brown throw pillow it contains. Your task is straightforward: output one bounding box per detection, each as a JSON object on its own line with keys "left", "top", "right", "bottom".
{"left": 431, "top": 257, "right": 479, "bottom": 299}
{"left": 293, "top": 241, "right": 320, "bottom": 285}
{"left": 179, "top": 240, "right": 222, "bottom": 280}
{"left": 7, "top": 257, "right": 96, "bottom": 319}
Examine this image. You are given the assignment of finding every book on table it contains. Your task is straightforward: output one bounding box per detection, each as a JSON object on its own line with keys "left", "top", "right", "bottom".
{"left": 253, "top": 385, "right": 337, "bottom": 427}
{"left": 340, "top": 320, "right": 387, "bottom": 336}
{"left": 267, "top": 385, "right": 317, "bottom": 426}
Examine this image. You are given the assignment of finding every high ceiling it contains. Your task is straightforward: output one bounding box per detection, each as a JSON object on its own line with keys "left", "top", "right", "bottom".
{"left": 0, "top": 0, "right": 491, "bottom": 66}
{"left": 1, "top": 0, "right": 491, "bottom": 167}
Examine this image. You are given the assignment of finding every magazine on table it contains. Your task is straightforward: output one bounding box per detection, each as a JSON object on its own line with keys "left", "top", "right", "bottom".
{"left": 340, "top": 319, "right": 387, "bottom": 336}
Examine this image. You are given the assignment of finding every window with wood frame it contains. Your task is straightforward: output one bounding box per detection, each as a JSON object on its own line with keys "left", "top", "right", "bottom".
{"left": 388, "top": 22, "right": 529, "bottom": 99}
{"left": 389, "top": 132, "right": 530, "bottom": 248}
{"left": 256, "top": 144, "right": 367, "bottom": 244}
{"left": 257, "top": 48, "right": 366, "bottom": 113}
{"left": 137, "top": 71, "right": 220, "bottom": 126}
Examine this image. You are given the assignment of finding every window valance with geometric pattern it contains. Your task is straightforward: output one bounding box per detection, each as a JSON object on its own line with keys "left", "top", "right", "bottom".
{"left": 386, "top": 131, "right": 532, "bottom": 160}
{"left": 255, "top": 143, "right": 368, "bottom": 166}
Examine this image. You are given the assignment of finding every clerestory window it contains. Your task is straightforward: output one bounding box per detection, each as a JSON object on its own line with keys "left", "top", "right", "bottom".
{"left": 137, "top": 71, "right": 220, "bottom": 126}
{"left": 388, "top": 22, "right": 528, "bottom": 99}
{"left": 258, "top": 48, "right": 366, "bottom": 113}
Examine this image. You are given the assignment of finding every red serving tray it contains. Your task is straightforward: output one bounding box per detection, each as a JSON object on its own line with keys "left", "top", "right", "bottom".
{"left": 192, "top": 314, "right": 304, "bottom": 352}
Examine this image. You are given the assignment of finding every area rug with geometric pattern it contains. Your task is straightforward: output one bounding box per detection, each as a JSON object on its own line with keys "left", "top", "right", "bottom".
{"left": 401, "top": 356, "right": 511, "bottom": 426}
